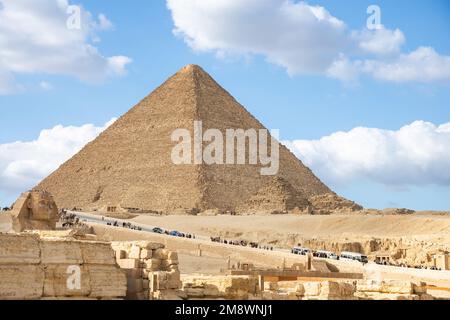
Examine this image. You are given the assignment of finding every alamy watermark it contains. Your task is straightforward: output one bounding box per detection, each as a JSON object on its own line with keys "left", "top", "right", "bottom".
{"left": 367, "top": 4, "right": 382, "bottom": 30}
{"left": 66, "top": 265, "right": 81, "bottom": 290}
{"left": 171, "top": 121, "right": 279, "bottom": 176}
{"left": 66, "top": 5, "right": 81, "bottom": 30}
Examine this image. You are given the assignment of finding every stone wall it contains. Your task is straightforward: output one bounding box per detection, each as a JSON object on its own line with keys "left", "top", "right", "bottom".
{"left": 0, "top": 233, "right": 127, "bottom": 300}
{"left": 110, "top": 241, "right": 182, "bottom": 300}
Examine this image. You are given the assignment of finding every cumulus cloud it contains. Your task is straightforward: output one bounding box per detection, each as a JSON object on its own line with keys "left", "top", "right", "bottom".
{"left": 0, "top": 0, "right": 131, "bottom": 94}
{"left": 352, "top": 27, "right": 405, "bottom": 56}
{"left": 167, "top": 0, "right": 450, "bottom": 84}
{"left": 0, "top": 118, "right": 116, "bottom": 197}
{"left": 285, "top": 121, "right": 450, "bottom": 187}
{"left": 167, "top": 0, "right": 347, "bottom": 75}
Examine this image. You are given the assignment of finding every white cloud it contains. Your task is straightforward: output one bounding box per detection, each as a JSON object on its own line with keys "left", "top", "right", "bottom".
{"left": 167, "top": 0, "right": 348, "bottom": 75}
{"left": 361, "top": 47, "right": 450, "bottom": 83}
{"left": 0, "top": 0, "right": 131, "bottom": 94}
{"left": 167, "top": 0, "right": 450, "bottom": 84}
{"left": 97, "top": 13, "right": 114, "bottom": 31}
{"left": 0, "top": 118, "right": 116, "bottom": 196}
{"left": 285, "top": 121, "right": 450, "bottom": 187}
{"left": 353, "top": 27, "right": 405, "bottom": 56}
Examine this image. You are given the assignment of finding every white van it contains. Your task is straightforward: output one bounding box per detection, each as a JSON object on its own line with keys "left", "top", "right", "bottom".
{"left": 340, "top": 251, "right": 368, "bottom": 263}
{"left": 315, "top": 250, "right": 339, "bottom": 260}
{"left": 291, "top": 247, "right": 312, "bottom": 256}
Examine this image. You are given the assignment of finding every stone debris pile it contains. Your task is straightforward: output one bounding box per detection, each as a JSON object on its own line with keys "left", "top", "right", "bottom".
{"left": 180, "top": 275, "right": 259, "bottom": 300}
{"left": 355, "top": 280, "right": 433, "bottom": 300}
{"left": 111, "top": 241, "right": 182, "bottom": 300}
{"left": 0, "top": 233, "right": 127, "bottom": 300}
{"left": 262, "top": 279, "right": 434, "bottom": 300}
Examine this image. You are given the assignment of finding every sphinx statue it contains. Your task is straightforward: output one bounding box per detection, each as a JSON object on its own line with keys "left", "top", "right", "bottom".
{"left": 10, "top": 190, "right": 59, "bottom": 232}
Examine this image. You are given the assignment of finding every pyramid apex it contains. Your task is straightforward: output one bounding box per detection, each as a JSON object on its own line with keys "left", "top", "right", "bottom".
{"left": 178, "top": 64, "right": 204, "bottom": 74}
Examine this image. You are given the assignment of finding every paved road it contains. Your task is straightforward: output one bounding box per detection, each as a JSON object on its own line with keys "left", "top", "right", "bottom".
{"left": 67, "top": 210, "right": 291, "bottom": 253}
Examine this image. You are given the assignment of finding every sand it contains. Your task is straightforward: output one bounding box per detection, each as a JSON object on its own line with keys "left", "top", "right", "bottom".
{"left": 130, "top": 213, "right": 450, "bottom": 243}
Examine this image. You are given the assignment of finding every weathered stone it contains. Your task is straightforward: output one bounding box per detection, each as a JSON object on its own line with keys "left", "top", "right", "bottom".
{"left": 0, "top": 233, "right": 41, "bottom": 264}
{"left": 88, "top": 265, "right": 127, "bottom": 298}
{"left": 80, "top": 241, "right": 116, "bottom": 265}
{"left": 43, "top": 264, "right": 90, "bottom": 297}
{"left": 140, "top": 249, "right": 152, "bottom": 259}
{"left": 0, "top": 265, "right": 45, "bottom": 299}
{"left": 128, "top": 245, "right": 141, "bottom": 259}
{"left": 40, "top": 240, "right": 83, "bottom": 264}
{"left": 117, "top": 258, "right": 140, "bottom": 269}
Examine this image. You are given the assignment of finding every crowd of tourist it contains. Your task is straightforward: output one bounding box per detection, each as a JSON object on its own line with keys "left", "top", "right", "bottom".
{"left": 210, "top": 236, "right": 274, "bottom": 251}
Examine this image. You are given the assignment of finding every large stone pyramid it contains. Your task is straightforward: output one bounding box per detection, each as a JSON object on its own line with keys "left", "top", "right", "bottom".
{"left": 37, "top": 65, "right": 360, "bottom": 214}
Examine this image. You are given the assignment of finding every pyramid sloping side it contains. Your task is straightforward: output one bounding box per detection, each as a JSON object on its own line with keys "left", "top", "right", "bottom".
{"left": 37, "top": 66, "right": 206, "bottom": 212}
{"left": 237, "top": 177, "right": 310, "bottom": 214}
{"left": 191, "top": 66, "right": 332, "bottom": 211}
{"left": 37, "top": 65, "right": 334, "bottom": 213}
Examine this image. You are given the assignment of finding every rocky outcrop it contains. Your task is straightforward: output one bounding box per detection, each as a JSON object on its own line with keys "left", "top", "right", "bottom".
{"left": 308, "top": 193, "right": 363, "bottom": 213}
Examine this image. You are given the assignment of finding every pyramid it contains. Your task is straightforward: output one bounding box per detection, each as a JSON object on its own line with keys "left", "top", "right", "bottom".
{"left": 37, "top": 64, "right": 356, "bottom": 214}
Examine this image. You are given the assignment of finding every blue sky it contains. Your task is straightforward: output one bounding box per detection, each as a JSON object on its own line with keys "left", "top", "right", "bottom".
{"left": 1, "top": 0, "right": 450, "bottom": 210}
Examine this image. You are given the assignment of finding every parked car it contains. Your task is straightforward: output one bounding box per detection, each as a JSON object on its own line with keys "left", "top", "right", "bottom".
{"left": 152, "top": 227, "right": 164, "bottom": 234}
{"left": 169, "top": 230, "right": 184, "bottom": 237}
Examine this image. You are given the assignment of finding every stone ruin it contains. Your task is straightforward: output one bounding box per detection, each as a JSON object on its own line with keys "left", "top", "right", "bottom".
{"left": 110, "top": 241, "right": 182, "bottom": 300}
{"left": 10, "top": 190, "right": 59, "bottom": 233}
{"left": 0, "top": 233, "right": 126, "bottom": 299}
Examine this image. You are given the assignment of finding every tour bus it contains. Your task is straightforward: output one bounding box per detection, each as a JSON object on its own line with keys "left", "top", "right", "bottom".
{"left": 340, "top": 251, "right": 369, "bottom": 263}
{"left": 291, "top": 247, "right": 312, "bottom": 256}
{"left": 314, "top": 250, "right": 339, "bottom": 260}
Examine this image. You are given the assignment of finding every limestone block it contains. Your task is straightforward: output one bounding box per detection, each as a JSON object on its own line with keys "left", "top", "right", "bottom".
{"left": 413, "top": 282, "right": 427, "bottom": 295}
{"left": 355, "top": 292, "right": 420, "bottom": 300}
{"left": 127, "top": 279, "right": 143, "bottom": 293}
{"left": 184, "top": 287, "right": 206, "bottom": 298}
{"left": 116, "top": 250, "right": 126, "bottom": 259}
{"left": 129, "top": 245, "right": 141, "bottom": 259}
{"left": 154, "top": 289, "right": 186, "bottom": 300}
{"left": 167, "top": 251, "right": 178, "bottom": 260}
{"left": 153, "top": 248, "right": 169, "bottom": 260}
{"left": 80, "top": 241, "right": 116, "bottom": 265}
{"left": 161, "top": 258, "right": 179, "bottom": 270}
{"left": 43, "top": 264, "right": 90, "bottom": 297}
{"left": 144, "top": 258, "right": 161, "bottom": 271}
{"left": 117, "top": 258, "right": 140, "bottom": 269}
{"left": 140, "top": 249, "right": 152, "bottom": 259}
{"left": 303, "top": 282, "right": 321, "bottom": 296}
{"left": 166, "top": 270, "right": 182, "bottom": 289}
{"left": 202, "top": 285, "right": 221, "bottom": 297}
{"left": 357, "top": 280, "right": 414, "bottom": 294}
{"left": 0, "top": 265, "right": 45, "bottom": 299}
{"left": 125, "top": 268, "right": 142, "bottom": 279}
{"left": 88, "top": 265, "right": 127, "bottom": 298}
{"left": 0, "top": 234, "right": 41, "bottom": 264}
{"left": 133, "top": 241, "right": 164, "bottom": 250}
{"left": 40, "top": 240, "right": 83, "bottom": 264}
